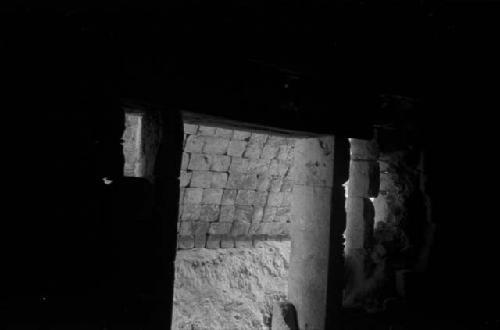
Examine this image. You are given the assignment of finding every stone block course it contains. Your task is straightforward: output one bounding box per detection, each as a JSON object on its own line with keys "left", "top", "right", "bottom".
{"left": 202, "top": 188, "right": 223, "bottom": 205}
{"left": 177, "top": 126, "right": 298, "bottom": 249}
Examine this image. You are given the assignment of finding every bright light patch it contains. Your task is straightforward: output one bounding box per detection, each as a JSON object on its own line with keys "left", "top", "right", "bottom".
{"left": 102, "top": 177, "right": 113, "bottom": 185}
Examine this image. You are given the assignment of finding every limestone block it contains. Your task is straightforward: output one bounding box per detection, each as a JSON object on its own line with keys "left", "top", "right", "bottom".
{"left": 230, "top": 220, "right": 250, "bottom": 236}
{"left": 249, "top": 133, "right": 268, "bottom": 144}
{"left": 229, "top": 157, "right": 249, "bottom": 173}
{"left": 203, "top": 136, "right": 230, "bottom": 154}
{"left": 177, "top": 235, "right": 195, "bottom": 249}
{"left": 227, "top": 140, "right": 247, "bottom": 157}
{"left": 233, "top": 130, "right": 251, "bottom": 140}
{"left": 253, "top": 191, "right": 269, "bottom": 206}
{"left": 252, "top": 206, "right": 264, "bottom": 223}
{"left": 183, "top": 123, "right": 198, "bottom": 134}
{"left": 185, "top": 135, "right": 204, "bottom": 153}
{"left": 221, "top": 189, "right": 237, "bottom": 205}
{"left": 184, "top": 188, "right": 203, "bottom": 204}
{"left": 181, "top": 152, "right": 190, "bottom": 170}
{"left": 202, "top": 188, "right": 223, "bottom": 205}
{"left": 192, "top": 221, "right": 210, "bottom": 236}
{"left": 194, "top": 234, "right": 207, "bottom": 248}
{"left": 209, "top": 222, "right": 232, "bottom": 235}
{"left": 263, "top": 206, "right": 277, "bottom": 222}
{"left": 289, "top": 137, "right": 334, "bottom": 187}
{"left": 256, "top": 174, "right": 271, "bottom": 191}
{"left": 348, "top": 160, "right": 380, "bottom": 198}
{"left": 271, "top": 301, "right": 298, "bottom": 330}
{"left": 179, "top": 171, "right": 192, "bottom": 187}
{"left": 281, "top": 192, "right": 293, "bottom": 207}
{"left": 267, "top": 192, "right": 284, "bottom": 206}
{"left": 262, "top": 144, "right": 279, "bottom": 160}
{"left": 190, "top": 171, "right": 212, "bottom": 188}
{"left": 234, "top": 205, "right": 254, "bottom": 222}
{"left": 234, "top": 235, "right": 253, "bottom": 248}
{"left": 277, "top": 145, "right": 291, "bottom": 161}
{"left": 199, "top": 204, "right": 220, "bottom": 222}
{"left": 270, "top": 177, "right": 283, "bottom": 192}
{"left": 281, "top": 179, "right": 294, "bottom": 192}
{"left": 269, "top": 159, "right": 279, "bottom": 176}
{"left": 258, "top": 223, "right": 289, "bottom": 236}
{"left": 206, "top": 234, "right": 221, "bottom": 249}
{"left": 208, "top": 154, "right": 231, "bottom": 172}
{"left": 227, "top": 173, "right": 258, "bottom": 190}
{"left": 235, "top": 190, "right": 256, "bottom": 205}
{"left": 215, "top": 127, "right": 234, "bottom": 138}
{"left": 179, "top": 188, "right": 185, "bottom": 205}
{"left": 219, "top": 205, "right": 235, "bottom": 222}
{"left": 178, "top": 221, "right": 192, "bottom": 236}
{"left": 181, "top": 204, "right": 201, "bottom": 221}
{"left": 244, "top": 143, "right": 263, "bottom": 159}
{"left": 275, "top": 207, "right": 292, "bottom": 223}
{"left": 278, "top": 161, "right": 290, "bottom": 176}
{"left": 350, "top": 138, "right": 379, "bottom": 160}
{"left": 248, "top": 158, "right": 270, "bottom": 174}
{"left": 211, "top": 172, "right": 228, "bottom": 188}
{"left": 198, "top": 125, "right": 216, "bottom": 136}
{"left": 221, "top": 235, "right": 235, "bottom": 248}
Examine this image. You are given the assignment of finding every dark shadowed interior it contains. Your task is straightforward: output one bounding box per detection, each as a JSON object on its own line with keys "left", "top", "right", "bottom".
{"left": 3, "top": 1, "right": 500, "bottom": 329}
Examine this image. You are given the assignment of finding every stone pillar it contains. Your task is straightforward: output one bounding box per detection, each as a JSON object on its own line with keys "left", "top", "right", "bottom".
{"left": 343, "top": 138, "right": 379, "bottom": 307}
{"left": 288, "top": 136, "right": 334, "bottom": 330}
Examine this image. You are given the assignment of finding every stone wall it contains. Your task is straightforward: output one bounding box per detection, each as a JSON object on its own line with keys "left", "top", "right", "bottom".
{"left": 177, "top": 123, "right": 296, "bottom": 249}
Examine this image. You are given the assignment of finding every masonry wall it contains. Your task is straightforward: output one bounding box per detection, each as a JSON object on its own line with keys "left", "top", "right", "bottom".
{"left": 177, "top": 123, "right": 296, "bottom": 249}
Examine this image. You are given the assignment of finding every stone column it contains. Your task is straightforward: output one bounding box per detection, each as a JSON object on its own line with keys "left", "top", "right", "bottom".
{"left": 288, "top": 136, "right": 334, "bottom": 330}
{"left": 343, "top": 138, "right": 379, "bottom": 307}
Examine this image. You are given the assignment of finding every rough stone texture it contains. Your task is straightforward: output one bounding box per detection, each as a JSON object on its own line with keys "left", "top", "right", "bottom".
{"left": 172, "top": 241, "right": 290, "bottom": 330}
{"left": 177, "top": 124, "right": 296, "bottom": 248}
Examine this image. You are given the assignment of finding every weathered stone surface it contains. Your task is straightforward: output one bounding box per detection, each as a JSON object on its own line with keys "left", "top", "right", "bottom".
{"left": 269, "top": 159, "right": 279, "bottom": 175}
{"left": 243, "top": 143, "right": 262, "bottom": 159}
{"left": 229, "top": 157, "right": 249, "bottom": 173}
{"left": 256, "top": 173, "right": 271, "bottom": 191}
{"left": 252, "top": 206, "right": 264, "bottom": 223}
{"left": 211, "top": 172, "right": 228, "bottom": 188}
{"left": 221, "top": 235, "right": 235, "bottom": 248}
{"left": 185, "top": 135, "right": 204, "bottom": 153}
{"left": 227, "top": 140, "right": 247, "bottom": 157}
{"left": 172, "top": 241, "right": 290, "bottom": 330}
{"left": 209, "top": 222, "right": 232, "bottom": 235}
{"left": 199, "top": 204, "right": 221, "bottom": 222}
{"left": 230, "top": 220, "right": 250, "bottom": 236}
{"left": 267, "top": 192, "right": 284, "bottom": 206}
{"left": 215, "top": 127, "right": 233, "bottom": 138}
{"left": 275, "top": 207, "right": 292, "bottom": 223}
{"left": 271, "top": 301, "right": 298, "bottom": 330}
{"left": 277, "top": 145, "right": 291, "bottom": 161}
{"left": 179, "top": 188, "right": 185, "bottom": 205}
{"left": 198, "top": 125, "right": 216, "bottom": 136}
{"left": 289, "top": 137, "right": 334, "bottom": 187}
{"left": 254, "top": 191, "right": 269, "bottom": 206}
{"left": 203, "top": 137, "right": 230, "bottom": 154}
{"left": 202, "top": 188, "right": 223, "bottom": 205}
{"left": 263, "top": 206, "right": 277, "bottom": 222}
{"left": 183, "top": 123, "right": 198, "bottom": 134}
{"left": 219, "top": 205, "right": 235, "bottom": 222}
{"left": 221, "top": 189, "right": 237, "bottom": 205}
{"left": 206, "top": 234, "right": 221, "bottom": 249}
{"left": 281, "top": 192, "right": 293, "bottom": 207}
{"left": 234, "top": 235, "right": 253, "bottom": 248}
{"left": 270, "top": 177, "right": 283, "bottom": 192}
{"left": 194, "top": 234, "right": 207, "bottom": 248}
{"left": 248, "top": 158, "right": 269, "bottom": 174}
{"left": 208, "top": 154, "right": 231, "bottom": 172}
{"left": 184, "top": 188, "right": 203, "bottom": 204}
{"left": 193, "top": 221, "right": 210, "bottom": 236}
{"left": 179, "top": 170, "right": 192, "bottom": 187}
{"left": 233, "top": 130, "right": 252, "bottom": 140}
{"left": 235, "top": 189, "right": 256, "bottom": 205}
{"left": 281, "top": 179, "right": 294, "bottom": 192}
{"left": 262, "top": 144, "right": 279, "bottom": 160}
{"left": 253, "top": 234, "right": 268, "bottom": 247}
{"left": 190, "top": 171, "right": 212, "bottom": 188}
{"left": 234, "top": 205, "right": 254, "bottom": 222}
{"left": 178, "top": 222, "right": 192, "bottom": 236}
{"left": 178, "top": 235, "right": 195, "bottom": 249}
{"left": 181, "top": 152, "right": 189, "bottom": 170}
{"left": 250, "top": 133, "right": 268, "bottom": 144}
{"left": 227, "top": 172, "right": 258, "bottom": 190}
{"left": 181, "top": 204, "right": 201, "bottom": 221}
{"left": 348, "top": 160, "right": 380, "bottom": 198}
